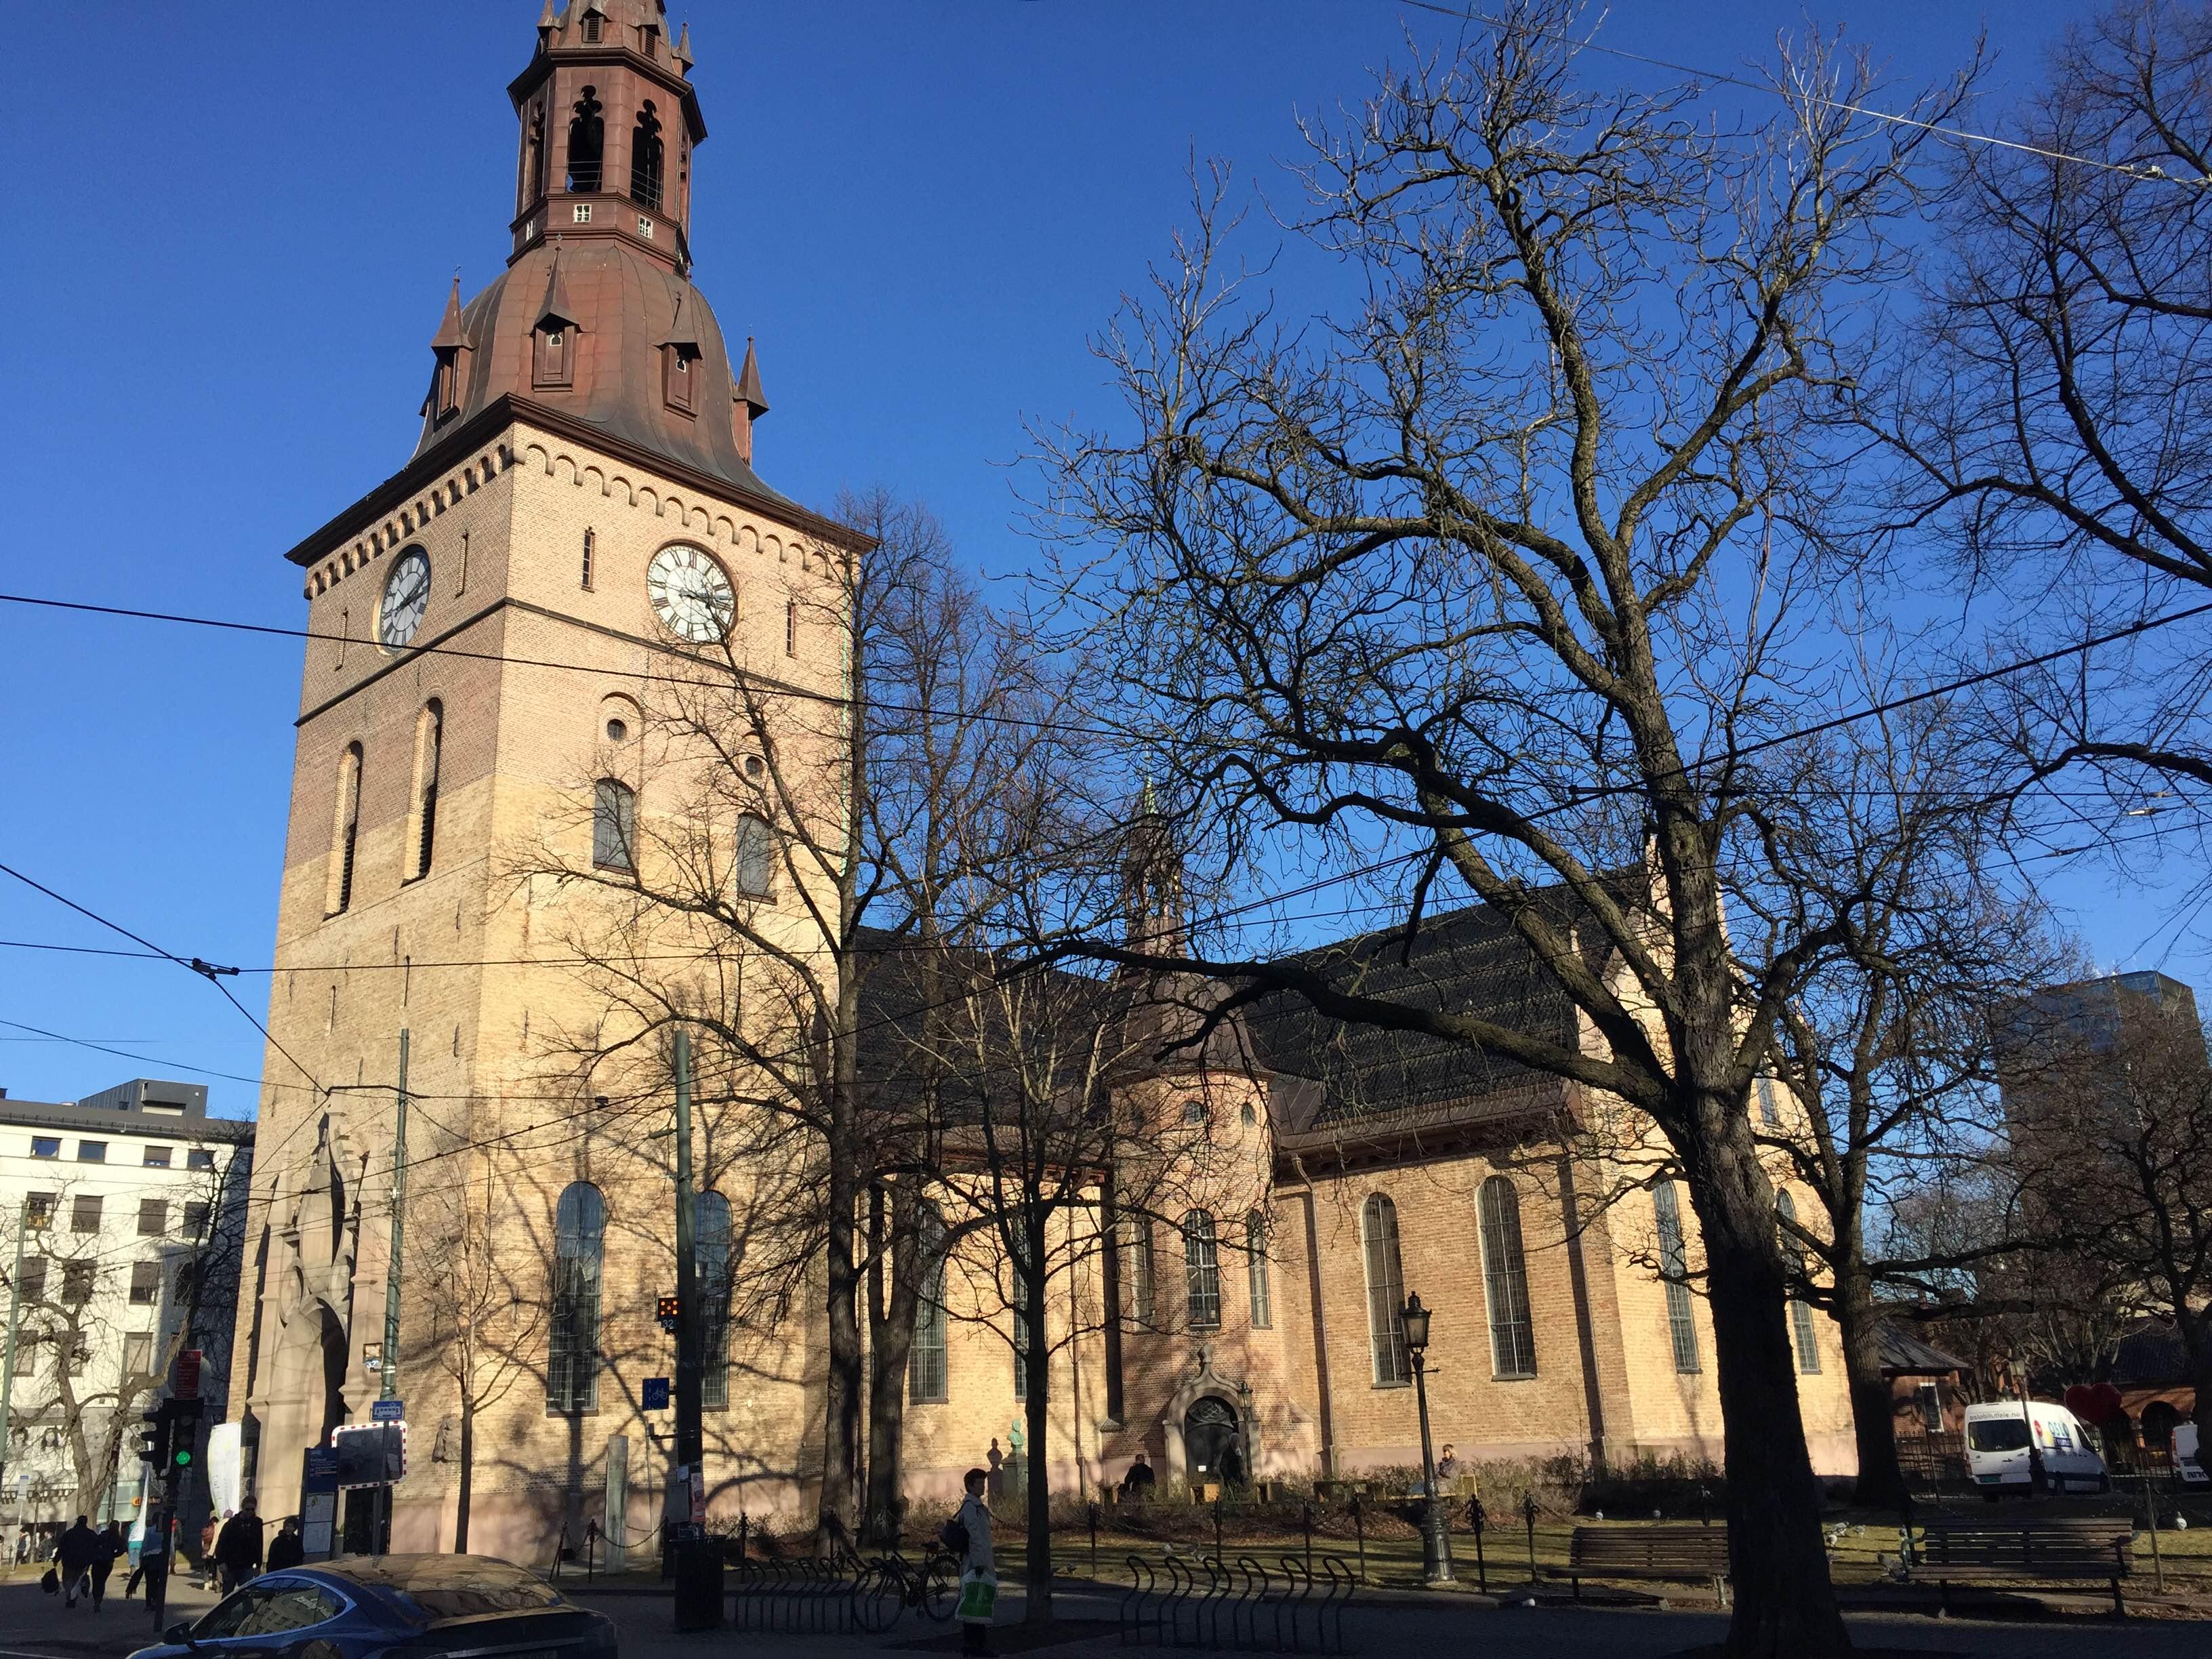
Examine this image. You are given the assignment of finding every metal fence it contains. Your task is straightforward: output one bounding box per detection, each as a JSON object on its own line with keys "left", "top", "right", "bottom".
{"left": 1119, "top": 1553, "right": 1357, "bottom": 1654}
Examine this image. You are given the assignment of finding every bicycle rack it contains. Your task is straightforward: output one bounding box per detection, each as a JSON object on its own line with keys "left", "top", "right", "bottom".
{"left": 1119, "top": 1552, "right": 1356, "bottom": 1654}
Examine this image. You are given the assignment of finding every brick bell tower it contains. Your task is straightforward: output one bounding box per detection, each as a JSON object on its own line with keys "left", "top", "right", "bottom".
{"left": 230, "top": 3, "right": 856, "bottom": 1557}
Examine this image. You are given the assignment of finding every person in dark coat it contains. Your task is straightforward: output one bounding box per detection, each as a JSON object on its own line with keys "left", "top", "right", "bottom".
{"left": 265, "top": 1517, "right": 305, "bottom": 1572}
{"left": 87, "top": 1522, "right": 124, "bottom": 1610}
{"left": 53, "top": 1517, "right": 101, "bottom": 1609}
{"left": 213, "top": 1502, "right": 263, "bottom": 1593}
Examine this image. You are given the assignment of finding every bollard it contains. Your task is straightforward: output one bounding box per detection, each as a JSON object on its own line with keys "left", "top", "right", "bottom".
{"left": 1350, "top": 1492, "right": 1366, "bottom": 1584}
{"left": 1469, "top": 1498, "right": 1488, "bottom": 1596}
{"left": 737, "top": 1512, "right": 749, "bottom": 1564}
{"left": 1303, "top": 1502, "right": 1315, "bottom": 1574}
{"left": 1521, "top": 1491, "right": 1540, "bottom": 1585}
{"left": 1698, "top": 1481, "right": 1712, "bottom": 1528}
{"left": 1090, "top": 1502, "right": 1101, "bottom": 1580}
{"left": 1214, "top": 1495, "right": 1225, "bottom": 1560}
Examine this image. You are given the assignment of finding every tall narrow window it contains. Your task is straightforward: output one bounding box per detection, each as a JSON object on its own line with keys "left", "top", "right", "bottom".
{"left": 909, "top": 1203, "right": 948, "bottom": 1403}
{"left": 1183, "top": 1210, "right": 1221, "bottom": 1330}
{"left": 696, "top": 1191, "right": 733, "bottom": 1410}
{"left": 523, "top": 102, "right": 547, "bottom": 205}
{"left": 328, "top": 743, "right": 363, "bottom": 914}
{"left": 1126, "top": 1218, "right": 1156, "bottom": 1328}
{"left": 1757, "top": 1077, "right": 1779, "bottom": 1127}
{"left": 734, "top": 815, "right": 773, "bottom": 899}
{"left": 1479, "top": 1176, "right": 1538, "bottom": 1378}
{"left": 592, "top": 778, "right": 635, "bottom": 872}
{"left": 1010, "top": 1233, "right": 1033, "bottom": 1400}
{"left": 581, "top": 528, "right": 596, "bottom": 590}
{"left": 1246, "top": 1209, "right": 1273, "bottom": 1330}
{"left": 548, "top": 1182, "right": 605, "bottom": 1410}
{"left": 1653, "top": 1180, "right": 1700, "bottom": 1373}
{"left": 631, "top": 102, "right": 665, "bottom": 209}
{"left": 533, "top": 321, "right": 574, "bottom": 390}
{"left": 567, "top": 86, "right": 604, "bottom": 192}
{"left": 785, "top": 600, "right": 798, "bottom": 657}
{"left": 1776, "top": 1189, "right": 1823, "bottom": 1374}
{"left": 1361, "top": 1194, "right": 1408, "bottom": 1385}
{"left": 408, "top": 701, "right": 443, "bottom": 882}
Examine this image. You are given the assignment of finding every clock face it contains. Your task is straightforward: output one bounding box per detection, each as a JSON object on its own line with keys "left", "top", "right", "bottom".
{"left": 647, "top": 545, "right": 735, "bottom": 642}
{"left": 379, "top": 548, "right": 432, "bottom": 650}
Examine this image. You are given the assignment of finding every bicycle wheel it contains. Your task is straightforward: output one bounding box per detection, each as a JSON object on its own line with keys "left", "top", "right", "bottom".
{"left": 922, "top": 1551, "right": 959, "bottom": 1621}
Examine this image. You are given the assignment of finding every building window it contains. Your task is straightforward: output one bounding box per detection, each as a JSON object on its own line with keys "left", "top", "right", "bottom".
{"left": 1183, "top": 1210, "right": 1221, "bottom": 1330}
{"left": 734, "top": 815, "right": 773, "bottom": 899}
{"left": 25, "top": 1193, "right": 56, "bottom": 1231}
{"left": 62, "top": 1260, "right": 96, "bottom": 1305}
{"left": 409, "top": 701, "right": 443, "bottom": 882}
{"left": 182, "top": 1201, "right": 211, "bottom": 1239}
{"left": 549, "top": 1182, "right": 605, "bottom": 1411}
{"left": 1917, "top": 1382, "right": 1944, "bottom": 1435}
{"left": 663, "top": 344, "right": 699, "bottom": 413}
{"left": 785, "top": 600, "right": 798, "bottom": 657}
{"left": 18, "top": 1258, "right": 45, "bottom": 1302}
{"left": 696, "top": 1191, "right": 733, "bottom": 1411}
{"left": 186, "top": 1148, "right": 215, "bottom": 1171}
{"left": 1361, "top": 1194, "right": 1409, "bottom": 1386}
{"left": 138, "top": 1200, "right": 168, "bottom": 1238}
{"left": 1126, "top": 1218, "right": 1155, "bottom": 1328}
{"left": 123, "top": 1331, "right": 154, "bottom": 1389}
{"left": 129, "top": 1261, "right": 162, "bottom": 1305}
{"left": 1010, "top": 1233, "right": 1034, "bottom": 1400}
{"left": 567, "top": 86, "right": 604, "bottom": 192}
{"left": 1776, "top": 1188, "right": 1823, "bottom": 1374}
{"left": 29, "top": 1138, "right": 58, "bottom": 1160}
{"left": 581, "top": 528, "right": 596, "bottom": 590}
{"left": 1652, "top": 1180, "right": 1700, "bottom": 1373}
{"left": 329, "top": 742, "right": 363, "bottom": 914}
{"left": 579, "top": 9, "right": 602, "bottom": 44}
{"left": 1240, "top": 1101, "right": 1257, "bottom": 1127}
{"left": 143, "top": 1145, "right": 173, "bottom": 1168}
{"left": 631, "top": 102, "right": 665, "bottom": 209}
{"left": 78, "top": 1141, "right": 106, "bottom": 1164}
{"left": 1479, "top": 1176, "right": 1538, "bottom": 1378}
{"left": 1246, "top": 1209, "right": 1272, "bottom": 1330}
{"left": 592, "top": 778, "right": 636, "bottom": 872}
{"left": 1757, "top": 1077, "right": 1778, "bottom": 1128}
{"left": 1181, "top": 1099, "right": 1206, "bottom": 1125}
{"left": 909, "top": 1203, "right": 948, "bottom": 1403}
{"left": 71, "top": 1195, "right": 102, "bottom": 1235}
{"left": 533, "top": 321, "right": 574, "bottom": 390}
{"left": 573, "top": 203, "right": 593, "bottom": 224}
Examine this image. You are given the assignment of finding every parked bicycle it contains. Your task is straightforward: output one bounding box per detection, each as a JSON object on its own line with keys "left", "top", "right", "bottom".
{"left": 853, "top": 1547, "right": 960, "bottom": 1629}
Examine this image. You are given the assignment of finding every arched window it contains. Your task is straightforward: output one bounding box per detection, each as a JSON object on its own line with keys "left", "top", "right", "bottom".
{"left": 1775, "top": 1189, "right": 1823, "bottom": 1374}
{"left": 520, "top": 100, "right": 547, "bottom": 207}
{"left": 1479, "top": 1176, "right": 1538, "bottom": 1378}
{"left": 909, "top": 1202, "right": 948, "bottom": 1403}
{"left": 1361, "top": 1195, "right": 1409, "bottom": 1386}
{"left": 567, "top": 86, "right": 605, "bottom": 193}
{"left": 734, "top": 814, "right": 773, "bottom": 898}
{"left": 407, "top": 701, "right": 443, "bottom": 882}
{"left": 1652, "top": 1180, "right": 1700, "bottom": 1373}
{"left": 695, "top": 1191, "right": 733, "bottom": 1410}
{"left": 327, "top": 743, "right": 363, "bottom": 915}
{"left": 548, "top": 1183, "right": 605, "bottom": 1411}
{"left": 592, "top": 778, "right": 635, "bottom": 871}
{"left": 630, "top": 102, "right": 665, "bottom": 209}
{"left": 1246, "top": 1208, "right": 1273, "bottom": 1330}
{"left": 1183, "top": 1210, "right": 1221, "bottom": 1330}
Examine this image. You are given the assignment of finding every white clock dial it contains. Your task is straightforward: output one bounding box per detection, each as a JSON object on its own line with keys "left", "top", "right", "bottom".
{"left": 647, "top": 544, "right": 735, "bottom": 643}
{"left": 379, "top": 548, "right": 432, "bottom": 650}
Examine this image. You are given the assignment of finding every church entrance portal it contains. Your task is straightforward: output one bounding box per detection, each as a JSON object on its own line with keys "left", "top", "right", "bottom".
{"left": 1183, "top": 1397, "right": 1241, "bottom": 1483}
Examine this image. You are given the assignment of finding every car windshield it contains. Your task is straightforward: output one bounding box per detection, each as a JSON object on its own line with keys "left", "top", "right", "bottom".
{"left": 330, "top": 1556, "right": 568, "bottom": 1622}
{"left": 1968, "top": 1417, "right": 2033, "bottom": 1452}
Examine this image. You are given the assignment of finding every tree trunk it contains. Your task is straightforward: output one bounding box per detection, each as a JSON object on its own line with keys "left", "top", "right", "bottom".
{"left": 1022, "top": 1229, "right": 1053, "bottom": 1631}
{"left": 864, "top": 1181, "right": 923, "bottom": 1548}
{"left": 819, "top": 1136, "right": 864, "bottom": 1553}
{"left": 1834, "top": 1252, "right": 1907, "bottom": 1513}
{"left": 455, "top": 1398, "right": 474, "bottom": 1554}
{"left": 1700, "top": 1196, "right": 1853, "bottom": 1658}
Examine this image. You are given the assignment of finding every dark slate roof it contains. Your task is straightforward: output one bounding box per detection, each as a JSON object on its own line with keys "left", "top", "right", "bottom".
{"left": 2113, "top": 1319, "right": 2188, "bottom": 1385}
{"left": 1246, "top": 897, "right": 1588, "bottom": 1140}
{"left": 1877, "top": 1322, "right": 1968, "bottom": 1377}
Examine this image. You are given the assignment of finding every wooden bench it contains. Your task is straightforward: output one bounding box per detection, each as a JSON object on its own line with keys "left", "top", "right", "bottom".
{"left": 1542, "top": 1524, "right": 1730, "bottom": 1605}
{"left": 1914, "top": 1516, "right": 2135, "bottom": 1615}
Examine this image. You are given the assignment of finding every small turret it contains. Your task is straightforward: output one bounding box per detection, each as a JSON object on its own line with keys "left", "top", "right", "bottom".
{"left": 733, "top": 337, "right": 769, "bottom": 465}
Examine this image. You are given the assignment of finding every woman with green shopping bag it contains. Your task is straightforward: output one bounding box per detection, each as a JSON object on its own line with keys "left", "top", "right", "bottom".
{"left": 945, "top": 1466, "right": 996, "bottom": 1654}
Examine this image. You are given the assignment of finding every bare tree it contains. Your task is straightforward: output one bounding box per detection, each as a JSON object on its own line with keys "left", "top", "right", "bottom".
{"left": 1033, "top": 7, "right": 1975, "bottom": 1650}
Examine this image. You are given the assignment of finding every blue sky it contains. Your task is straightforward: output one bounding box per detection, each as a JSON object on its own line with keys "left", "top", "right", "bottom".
{"left": 1, "top": 0, "right": 2194, "bottom": 1115}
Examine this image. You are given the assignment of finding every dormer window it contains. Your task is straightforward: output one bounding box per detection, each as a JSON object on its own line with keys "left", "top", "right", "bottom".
{"left": 535, "top": 323, "right": 575, "bottom": 390}
{"left": 430, "top": 349, "right": 462, "bottom": 424}
{"left": 579, "top": 9, "right": 603, "bottom": 43}
{"left": 662, "top": 344, "right": 700, "bottom": 414}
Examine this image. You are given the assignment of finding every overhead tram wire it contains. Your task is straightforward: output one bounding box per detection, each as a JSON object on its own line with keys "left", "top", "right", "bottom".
{"left": 1389, "top": 0, "right": 2212, "bottom": 188}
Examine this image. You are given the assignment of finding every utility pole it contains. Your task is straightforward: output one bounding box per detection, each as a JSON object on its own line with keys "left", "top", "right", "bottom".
{"left": 377, "top": 1030, "right": 410, "bottom": 1553}
{"left": 670, "top": 1031, "right": 720, "bottom": 1627}
{"left": 0, "top": 1197, "right": 27, "bottom": 1499}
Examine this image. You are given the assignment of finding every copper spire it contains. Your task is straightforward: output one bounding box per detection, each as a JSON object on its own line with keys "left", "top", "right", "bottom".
{"left": 735, "top": 336, "right": 769, "bottom": 419}
{"left": 430, "top": 276, "right": 468, "bottom": 350}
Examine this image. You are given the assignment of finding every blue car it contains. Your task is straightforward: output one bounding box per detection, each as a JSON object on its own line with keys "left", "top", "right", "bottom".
{"left": 130, "top": 1554, "right": 617, "bottom": 1659}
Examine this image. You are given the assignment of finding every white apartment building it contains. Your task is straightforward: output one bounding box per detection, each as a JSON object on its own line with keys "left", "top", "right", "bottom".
{"left": 0, "top": 1079, "right": 251, "bottom": 1553}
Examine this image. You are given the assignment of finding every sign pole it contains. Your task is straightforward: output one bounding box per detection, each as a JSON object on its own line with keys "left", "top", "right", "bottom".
{"left": 377, "top": 1031, "right": 410, "bottom": 1554}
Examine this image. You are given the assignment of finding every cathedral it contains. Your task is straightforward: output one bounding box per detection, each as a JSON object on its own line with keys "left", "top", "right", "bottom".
{"left": 228, "top": 1, "right": 1856, "bottom": 1561}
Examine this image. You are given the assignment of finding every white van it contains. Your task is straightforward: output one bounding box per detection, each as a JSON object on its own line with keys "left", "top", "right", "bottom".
{"left": 2177, "top": 1424, "right": 2207, "bottom": 1486}
{"left": 1963, "top": 1400, "right": 2109, "bottom": 1496}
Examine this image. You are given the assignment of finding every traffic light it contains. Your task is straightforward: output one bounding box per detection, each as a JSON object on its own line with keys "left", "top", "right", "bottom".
{"left": 139, "top": 1408, "right": 171, "bottom": 1469}
{"left": 167, "top": 1397, "right": 203, "bottom": 1471}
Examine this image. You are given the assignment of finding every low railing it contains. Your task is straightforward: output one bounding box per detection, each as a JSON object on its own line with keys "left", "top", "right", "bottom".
{"left": 729, "top": 1553, "right": 869, "bottom": 1635}
{"left": 1120, "top": 1552, "right": 1356, "bottom": 1654}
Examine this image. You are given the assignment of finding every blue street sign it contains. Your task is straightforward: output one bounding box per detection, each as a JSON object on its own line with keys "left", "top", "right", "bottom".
{"left": 304, "top": 1448, "right": 340, "bottom": 1492}
{"left": 642, "top": 1377, "right": 670, "bottom": 1412}
{"left": 371, "top": 1399, "right": 405, "bottom": 1423}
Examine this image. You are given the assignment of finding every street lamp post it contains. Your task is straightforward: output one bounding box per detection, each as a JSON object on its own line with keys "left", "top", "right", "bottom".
{"left": 1400, "top": 1292, "right": 1455, "bottom": 1585}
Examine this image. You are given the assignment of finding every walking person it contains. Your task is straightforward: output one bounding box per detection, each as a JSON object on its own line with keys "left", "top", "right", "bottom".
{"left": 88, "top": 1522, "right": 123, "bottom": 1611}
{"left": 200, "top": 1514, "right": 224, "bottom": 1590}
{"left": 949, "top": 1467, "right": 996, "bottom": 1656}
{"left": 54, "top": 1516, "right": 100, "bottom": 1609}
{"left": 266, "top": 1517, "right": 305, "bottom": 1572}
{"left": 214, "top": 1502, "right": 263, "bottom": 1593}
